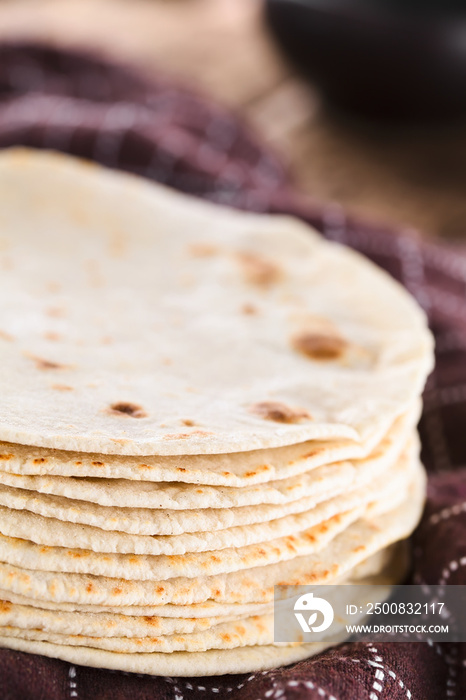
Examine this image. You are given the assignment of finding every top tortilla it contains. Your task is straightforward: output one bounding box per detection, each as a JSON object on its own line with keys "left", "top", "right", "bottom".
{"left": 0, "top": 148, "right": 433, "bottom": 455}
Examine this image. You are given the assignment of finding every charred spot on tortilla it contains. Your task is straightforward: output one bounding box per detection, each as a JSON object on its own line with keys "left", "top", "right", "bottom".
{"left": 250, "top": 401, "right": 312, "bottom": 423}
{"left": 26, "top": 354, "right": 68, "bottom": 371}
{"left": 109, "top": 402, "right": 147, "bottom": 419}
{"left": 291, "top": 331, "right": 348, "bottom": 361}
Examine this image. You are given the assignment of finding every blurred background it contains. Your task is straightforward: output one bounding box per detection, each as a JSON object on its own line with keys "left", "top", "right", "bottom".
{"left": 1, "top": 0, "right": 466, "bottom": 239}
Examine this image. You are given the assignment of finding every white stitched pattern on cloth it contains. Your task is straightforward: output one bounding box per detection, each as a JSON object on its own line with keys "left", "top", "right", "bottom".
{"left": 426, "top": 384, "right": 466, "bottom": 410}
{"left": 68, "top": 665, "right": 78, "bottom": 699}
{"left": 439, "top": 557, "right": 466, "bottom": 585}
{"left": 366, "top": 645, "right": 412, "bottom": 700}
{"left": 429, "top": 502, "right": 466, "bottom": 526}
{"left": 282, "top": 679, "right": 338, "bottom": 700}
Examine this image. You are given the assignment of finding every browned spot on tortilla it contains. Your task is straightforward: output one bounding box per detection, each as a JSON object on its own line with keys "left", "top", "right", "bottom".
{"left": 163, "top": 430, "right": 214, "bottom": 440}
{"left": 43, "top": 331, "right": 61, "bottom": 342}
{"left": 292, "top": 331, "right": 348, "bottom": 361}
{"left": 250, "top": 401, "right": 312, "bottom": 424}
{"left": 156, "top": 586, "right": 165, "bottom": 594}
{"left": 75, "top": 461, "right": 82, "bottom": 466}
{"left": 112, "top": 587, "right": 123, "bottom": 596}
{"left": 0, "top": 330, "right": 13, "bottom": 342}
{"left": 33, "top": 458, "right": 47, "bottom": 465}
{"left": 213, "top": 589, "right": 221, "bottom": 597}
{"left": 177, "top": 467, "right": 187, "bottom": 473}
{"left": 46, "top": 306, "right": 66, "bottom": 318}
{"left": 181, "top": 419, "right": 195, "bottom": 427}
{"left": 138, "top": 464, "right": 153, "bottom": 470}
{"left": 86, "top": 583, "right": 94, "bottom": 593}
{"left": 27, "top": 354, "right": 68, "bottom": 371}
{"left": 221, "top": 633, "right": 232, "bottom": 642}
{"left": 236, "top": 251, "right": 282, "bottom": 287}
{"left": 241, "top": 303, "right": 258, "bottom": 315}
{"left": 109, "top": 402, "right": 147, "bottom": 419}
{"left": 189, "top": 243, "right": 218, "bottom": 257}
{"left": 0, "top": 454, "right": 13, "bottom": 461}
{"left": 40, "top": 546, "right": 50, "bottom": 554}
{"left": 235, "top": 624, "right": 246, "bottom": 635}
{"left": 353, "top": 545, "right": 365, "bottom": 553}
{"left": 68, "top": 551, "right": 86, "bottom": 559}
{"left": 196, "top": 489, "right": 204, "bottom": 493}
{"left": 52, "top": 383, "right": 74, "bottom": 392}
{"left": 92, "top": 461, "right": 104, "bottom": 467}
{"left": 0, "top": 600, "right": 11, "bottom": 613}
{"left": 143, "top": 616, "right": 160, "bottom": 628}
{"left": 300, "top": 447, "right": 326, "bottom": 461}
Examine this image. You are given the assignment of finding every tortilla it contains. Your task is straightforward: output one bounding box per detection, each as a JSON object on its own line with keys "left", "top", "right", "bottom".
{"left": 0, "top": 403, "right": 417, "bottom": 505}
{"left": 0, "top": 542, "right": 404, "bottom": 617}
{"left": 0, "top": 442, "right": 419, "bottom": 580}
{"left": 0, "top": 466, "right": 425, "bottom": 608}
{"left": 0, "top": 149, "right": 433, "bottom": 456}
{"left": 0, "top": 418, "right": 414, "bottom": 541}
{"left": 0, "top": 635, "right": 335, "bottom": 676}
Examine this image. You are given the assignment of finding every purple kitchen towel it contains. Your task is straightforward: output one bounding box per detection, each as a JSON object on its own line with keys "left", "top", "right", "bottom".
{"left": 0, "top": 42, "right": 465, "bottom": 700}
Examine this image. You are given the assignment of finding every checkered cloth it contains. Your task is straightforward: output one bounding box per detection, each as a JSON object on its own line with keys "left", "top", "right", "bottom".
{"left": 0, "top": 42, "right": 465, "bottom": 700}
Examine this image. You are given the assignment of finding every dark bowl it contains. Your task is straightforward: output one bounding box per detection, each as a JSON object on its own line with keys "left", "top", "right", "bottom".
{"left": 265, "top": 0, "right": 466, "bottom": 123}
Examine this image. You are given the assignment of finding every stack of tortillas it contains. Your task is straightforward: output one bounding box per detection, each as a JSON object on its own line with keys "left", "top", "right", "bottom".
{"left": 0, "top": 149, "right": 433, "bottom": 675}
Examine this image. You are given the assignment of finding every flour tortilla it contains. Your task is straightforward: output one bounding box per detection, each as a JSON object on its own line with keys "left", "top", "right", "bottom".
{"left": 0, "top": 405, "right": 415, "bottom": 487}
{"left": 0, "top": 446, "right": 419, "bottom": 580}
{"left": 0, "top": 543, "right": 406, "bottom": 638}
{"left": 0, "top": 636, "right": 336, "bottom": 676}
{"left": 0, "top": 466, "right": 425, "bottom": 607}
{"left": 0, "top": 441, "right": 415, "bottom": 558}
{"left": 0, "top": 548, "right": 406, "bottom": 650}
{"left": 0, "top": 583, "right": 395, "bottom": 654}
{"left": 0, "top": 541, "right": 402, "bottom": 617}
{"left": 0, "top": 417, "right": 413, "bottom": 540}
{"left": 0, "top": 615, "right": 282, "bottom": 654}
{"left": 0, "top": 149, "right": 433, "bottom": 456}
{"left": 0, "top": 430, "right": 412, "bottom": 538}
{"left": 0, "top": 404, "right": 417, "bottom": 506}
{"left": 0, "top": 600, "right": 238, "bottom": 638}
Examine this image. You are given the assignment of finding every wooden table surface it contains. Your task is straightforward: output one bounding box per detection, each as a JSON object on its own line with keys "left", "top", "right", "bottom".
{"left": 0, "top": 0, "right": 465, "bottom": 239}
